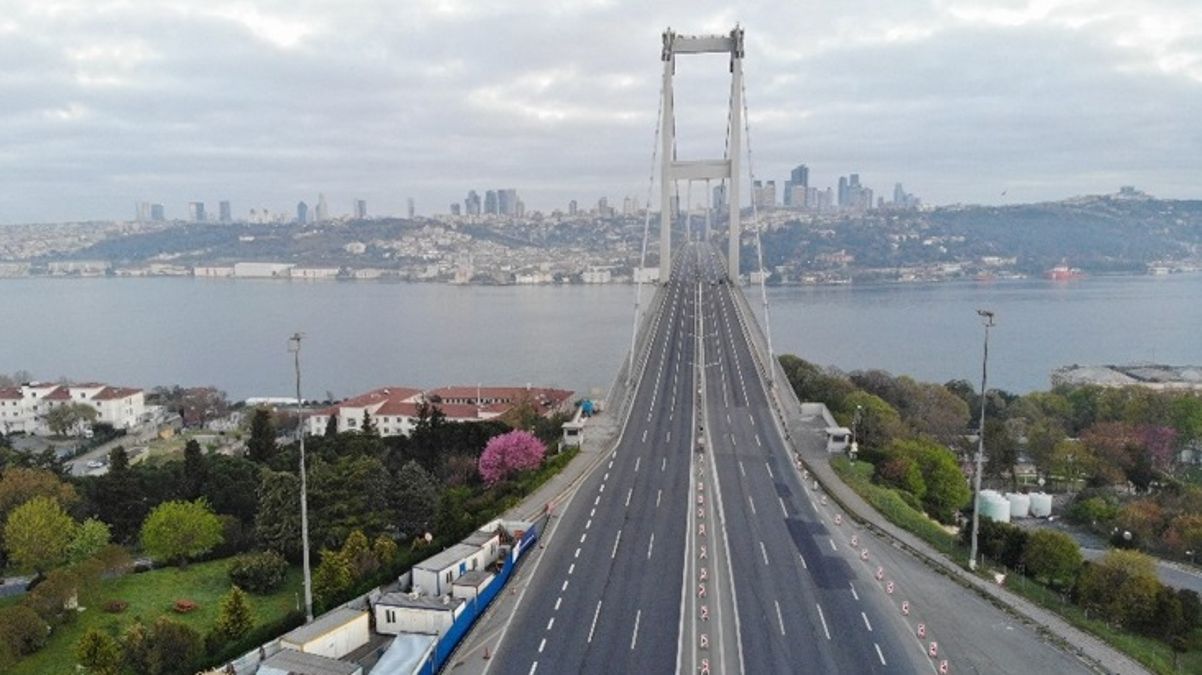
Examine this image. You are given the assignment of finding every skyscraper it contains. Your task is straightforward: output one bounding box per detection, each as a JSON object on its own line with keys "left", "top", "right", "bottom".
{"left": 790, "top": 164, "right": 809, "bottom": 188}
{"left": 484, "top": 190, "right": 498, "bottom": 215}
{"left": 497, "top": 189, "right": 518, "bottom": 216}
{"left": 837, "top": 177, "right": 848, "bottom": 207}
{"left": 315, "top": 194, "right": 329, "bottom": 222}
{"left": 354, "top": 199, "right": 367, "bottom": 219}
{"left": 136, "top": 202, "right": 150, "bottom": 222}
{"left": 219, "top": 201, "right": 231, "bottom": 223}
{"left": 712, "top": 184, "right": 727, "bottom": 211}
{"left": 568, "top": 199, "right": 578, "bottom": 216}
{"left": 188, "top": 202, "right": 205, "bottom": 222}
{"left": 150, "top": 204, "right": 165, "bottom": 221}
{"left": 451, "top": 203, "right": 461, "bottom": 216}
{"left": 465, "top": 190, "right": 481, "bottom": 216}
{"left": 297, "top": 201, "right": 309, "bottom": 224}
{"left": 407, "top": 198, "right": 415, "bottom": 219}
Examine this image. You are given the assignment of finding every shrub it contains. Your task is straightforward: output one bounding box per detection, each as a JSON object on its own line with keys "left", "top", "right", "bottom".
{"left": 0, "top": 605, "right": 50, "bottom": 656}
{"left": 102, "top": 599, "right": 129, "bottom": 614}
{"left": 172, "top": 599, "right": 199, "bottom": 614}
{"left": 228, "top": 550, "right": 289, "bottom": 594}
{"left": 1022, "top": 529, "right": 1082, "bottom": 588}
{"left": 211, "top": 586, "right": 254, "bottom": 645}
{"left": 76, "top": 627, "right": 122, "bottom": 675}
{"left": 478, "top": 430, "right": 546, "bottom": 485}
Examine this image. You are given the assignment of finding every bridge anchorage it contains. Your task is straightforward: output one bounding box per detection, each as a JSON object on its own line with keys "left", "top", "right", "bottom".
{"left": 659, "top": 27, "right": 744, "bottom": 283}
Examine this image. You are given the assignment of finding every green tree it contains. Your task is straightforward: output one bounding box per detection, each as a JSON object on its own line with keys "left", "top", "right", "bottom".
{"left": 361, "top": 410, "right": 377, "bottom": 437}
{"left": 392, "top": 460, "right": 439, "bottom": 537}
{"left": 312, "top": 548, "right": 353, "bottom": 608}
{"left": 889, "top": 438, "right": 970, "bottom": 524}
{"left": 1022, "top": 530, "right": 1082, "bottom": 588}
{"left": 181, "top": 439, "right": 207, "bottom": 500}
{"left": 4, "top": 495, "right": 76, "bottom": 572}
{"left": 212, "top": 586, "right": 254, "bottom": 644}
{"left": 874, "top": 455, "right": 926, "bottom": 500}
{"left": 324, "top": 414, "right": 338, "bottom": 437}
{"left": 139, "top": 499, "right": 223, "bottom": 567}
{"left": 254, "top": 470, "right": 301, "bottom": 559}
{"left": 1076, "top": 549, "right": 1161, "bottom": 629}
{"left": 43, "top": 402, "right": 99, "bottom": 437}
{"left": 202, "top": 455, "right": 261, "bottom": 525}
{"left": 308, "top": 454, "right": 394, "bottom": 548}
{"left": 68, "top": 517, "right": 112, "bottom": 563}
{"left": 143, "top": 616, "right": 202, "bottom": 675}
{"left": 839, "top": 390, "right": 905, "bottom": 451}
{"left": 983, "top": 418, "right": 1019, "bottom": 490}
{"left": 0, "top": 466, "right": 78, "bottom": 524}
{"left": 76, "top": 627, "right": 122, "bottom": 675}
{"left": 93, "top": 446, "right": 146, "bottom": 544}
{"left": 778, "top": 355, "right": 855, "bottom": 412}
{"left": 246, "top": 407, "right": 277, "bottom": 463}
{"left": 373, "top": 534, "right": 398, "bottom": 567}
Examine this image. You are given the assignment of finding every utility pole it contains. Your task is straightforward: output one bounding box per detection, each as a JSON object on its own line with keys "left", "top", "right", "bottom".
{"left": 289, "top": 333, "right": 314, "bottom": 622}
{"left": 969, "top": 310, "right": 995, "bottom": 572}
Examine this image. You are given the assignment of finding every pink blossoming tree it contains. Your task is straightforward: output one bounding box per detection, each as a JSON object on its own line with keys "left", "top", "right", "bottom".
{"left": 478, "top": 430, "right": 547, "bottom": 485}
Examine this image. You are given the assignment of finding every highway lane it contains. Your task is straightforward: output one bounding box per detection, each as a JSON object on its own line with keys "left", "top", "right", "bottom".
{"left": 696, "top": 242, "right": 931, "bottom": 674}
{"left": 488, "top": 251, "right": 698, "bottom": 675}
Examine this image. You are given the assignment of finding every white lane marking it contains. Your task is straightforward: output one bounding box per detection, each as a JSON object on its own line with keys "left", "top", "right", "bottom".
{"left": 599, "top": 484, "right": 604, "bottom": 493}
{"left": 547, "top": 617, "right": 555, "bottom": 631}
{"left": 730, "top": 434, "right": 737, "bottom": 446}
{"left": 595, "top": 495, "right": 600, "bottom": 506}
{"left": 875, "top": 643, "right": 887, "bottom": 666}
{"left": 574, "top": 547, "right": 580, "bottom": 559}
{"left": 604, "top": 472, "right": 609, "bottom": 481}
{"left": 538, "top": 638, "right": 546, "bottom": 653}
{"left": 799, "top": 553, "right": 808, "bottom": 569}
{"left": 738, "top": 460, "right": 745, "bottom": 476}
{"left": 849, "top": 582, "right": 859, "bottom": 601}
{"left": 561, "top": 579, "right": 569, "bottom": 592}
{"left": 585, "top": 519, "right": 592, "bottom": 529}
{"left": 829, "top": 538, "right": 837, "bottom": 551}
{"left": 626, "top": 488, "right": 633, "bottom": 507}
{"left": 630, "top": 609, "right": 642, "bottom": 650}
{"left": 642, "top": 429, "right": 648, "bottom": 443}
{"left": 656, "top": 489, "right": 662, "bottom": 507}
{"left": 662, "top": 458, "right": 667, "bottom": 472}
{"left": 666, "top": 431, "right": 671, "bottom": 443}
{"left": 568, "top": 563, "right": 575, "bottom": 575}
{"left": 611, "top": 529, "right": 622, "bottom": 558}
{"left": 647, "top": 533, "right": 655, "bottom": 559}
{"left": 529, "top": 662, "right": 538, "bottom": 675}
{"left": 756, "top": 434, "right": 762, "bottom": 447}
{"left": 580, "top": 532, "right": 587, "bottom": 543}
{"left": 590, "top": 508, "right": 595, "bottom": 518}
{"left": 816, "top": 603, "right": 831, "bottom": 640}
{"left": 861, "top": 611, "right": 873, "bottom": 632}
{"left": 634, "top": 457, "right": 641, "bottom": 473}
{"left": 759, "top": 541, "right": 769, "bottom": 565}
{"left": 775, "top": 600, "right": 786, "bottom": 636}
{"left": 748, "top": 496, "right": 757, "bottom": 515}
{"left": 765, "top": 462, "right": 773, "bottom": 479}
{"left": 609, "top": 459, "right": 614, "bottom": 469}
{"left": 727, "top": 413, "right": 731, "bottom": 424}
{"left": 749, "top": 413, "right": 755, "bottom": 425}
{"left": 587, "top": 601, "right": 603, "bottom": 643}
{"left": 555, "top": 597, "right": 562, "bottom": 611}
{"left": 669, "top": 412, "right": 673, "bottom": 422}
{"left": 778, "top": 497, "right": 787, "bottom": 516}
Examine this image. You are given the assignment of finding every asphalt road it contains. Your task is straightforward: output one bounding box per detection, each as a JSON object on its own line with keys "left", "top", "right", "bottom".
{"left": 690, "top": 243, "right": 932, "bottom": 674}
{"left": 487, "top": 251, "right": 697, "bottom": 675}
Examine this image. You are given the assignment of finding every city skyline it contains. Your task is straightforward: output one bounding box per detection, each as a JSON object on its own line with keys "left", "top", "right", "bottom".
{"left": 1, "top": 0, "right": 1200, "bottom": 224}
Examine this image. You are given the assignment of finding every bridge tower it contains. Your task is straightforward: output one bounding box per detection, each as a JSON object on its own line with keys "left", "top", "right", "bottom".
{"left": 659, "top": 27, "right": 744, "bottom": 282}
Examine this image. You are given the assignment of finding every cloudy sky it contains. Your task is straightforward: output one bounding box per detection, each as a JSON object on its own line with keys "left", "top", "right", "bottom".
{"left": 0, "top": 0, "right": 1199, "bottom": 224}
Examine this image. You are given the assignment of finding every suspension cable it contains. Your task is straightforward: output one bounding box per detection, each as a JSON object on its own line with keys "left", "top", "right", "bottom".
{"left": 740, "top": 69, "right": 777, "bottom": 387}
{"left": 629, "top": 80, "right": 665, "bottom": 386}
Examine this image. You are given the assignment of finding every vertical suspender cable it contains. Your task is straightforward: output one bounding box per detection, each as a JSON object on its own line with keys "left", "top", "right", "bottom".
{"left": 740, "top": 74, "right": 777, "bottom": 387}
{"left": 629, "top": 82, "right": 665, "bottom": 387}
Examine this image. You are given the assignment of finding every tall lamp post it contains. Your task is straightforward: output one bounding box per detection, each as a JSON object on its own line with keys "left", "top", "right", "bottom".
{"left": 289, "top": 333, "right": 314, "bottom": 622}
{"left": 969, "top": 309, "right": 996, "bottom": 572}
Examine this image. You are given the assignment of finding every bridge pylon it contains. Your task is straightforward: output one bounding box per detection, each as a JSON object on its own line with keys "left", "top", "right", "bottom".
{"left": 659, "top": 26, "right": 744, "bottom": 282}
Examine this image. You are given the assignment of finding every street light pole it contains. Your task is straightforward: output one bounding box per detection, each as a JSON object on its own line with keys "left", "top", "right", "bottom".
{"left": 969, "top": 309, "right": 996, "bottom": 572}
{"left": 289, "top": 333, "right": 314, "bottom": 622}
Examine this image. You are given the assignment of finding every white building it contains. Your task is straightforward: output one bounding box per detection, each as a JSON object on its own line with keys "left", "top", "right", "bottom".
{"left": 582, "top": 267, "right": 613, "bottom": 284}
{"left": 279, "top": 608, "right": 370, "bottom": 660}
{"left": 305, "top": 386, "right": 574, "bottom": 438}
{"left": 292, "top": 267, "right": 341, "bottom": 280}
{"left": 193, "top": 266, "right": 235, "bottom": 278}
{"left": 373, "top": 593, "right": 465, "bottom": 638}
{"left": 234, "top": 262, "right": 294, "bottom": 278}
{"left": 0, "top": 382, "right": 145, "bottom": 436}
{"left": 411, "top": 526, "right": 501, "bottom": 597}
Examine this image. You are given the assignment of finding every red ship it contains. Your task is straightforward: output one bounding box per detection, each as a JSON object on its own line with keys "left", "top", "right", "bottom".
{"left": 1046, "top": 259, "right": 1084, "bottom": 281}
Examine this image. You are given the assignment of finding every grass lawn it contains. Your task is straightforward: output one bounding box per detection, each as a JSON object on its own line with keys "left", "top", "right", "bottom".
{"left": 830, "top": 456, "right": 964, "bottom": 562}
{"left": 9, "top": 557, "right": 303, "bottom": 675}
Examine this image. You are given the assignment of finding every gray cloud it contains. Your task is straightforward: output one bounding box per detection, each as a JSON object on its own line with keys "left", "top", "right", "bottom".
{"left": 0, "top": 0, "right": 1199, "bottom": 223}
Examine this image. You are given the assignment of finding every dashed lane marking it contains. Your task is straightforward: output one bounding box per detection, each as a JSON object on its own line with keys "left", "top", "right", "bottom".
{"left": 816, "top": 603, "right": 831, "bottom": 640}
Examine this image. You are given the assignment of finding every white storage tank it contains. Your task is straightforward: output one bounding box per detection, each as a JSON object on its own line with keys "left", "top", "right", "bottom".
{"left": 1029, "top": 492, "right": 1053, "bottom": 518}
{"left": 979, "top": 490, "right": 1011, "bottom": 523}
{"left": 1006, "top": 492, "right": 1030, "bottom": 518}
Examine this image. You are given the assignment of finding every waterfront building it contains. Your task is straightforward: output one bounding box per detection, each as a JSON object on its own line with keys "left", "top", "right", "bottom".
{"left": 0, "top": 382, "right": 145, "bottom": 435}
